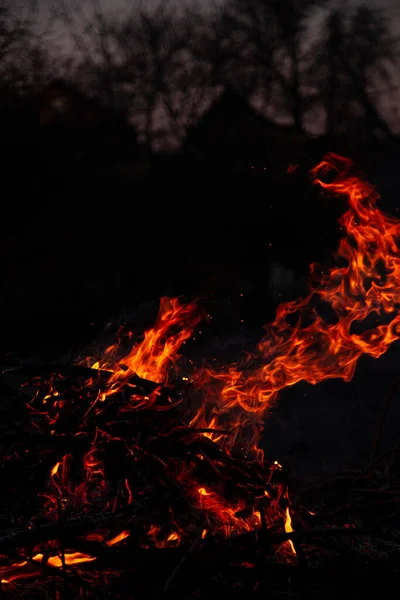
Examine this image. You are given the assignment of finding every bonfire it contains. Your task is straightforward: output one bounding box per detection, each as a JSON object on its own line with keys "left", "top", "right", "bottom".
{"left": 1, "top": 154, "right": 400, "bottom": 599}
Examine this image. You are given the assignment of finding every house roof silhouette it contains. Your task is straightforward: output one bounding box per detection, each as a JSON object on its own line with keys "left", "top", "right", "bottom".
{"left": 183, "top": 89, "right": 305, "bottom": 168}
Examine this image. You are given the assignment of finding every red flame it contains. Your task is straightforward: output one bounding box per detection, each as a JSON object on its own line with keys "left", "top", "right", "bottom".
{"left": 83, "top": 296, "right": 202, "bottom": 405}
{"left": 191, "top": 153, "right": 400, "bottom": 458}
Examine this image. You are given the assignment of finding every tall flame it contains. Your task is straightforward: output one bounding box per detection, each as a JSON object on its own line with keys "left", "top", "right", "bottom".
{"left": 114, "top": 297, "right": 201, "bottom": 384}
{"left": 84, "top": 296, "right": 202, "bottom": 394}
{"left": 191, "top": 153, "right": 400, "bottom": 454}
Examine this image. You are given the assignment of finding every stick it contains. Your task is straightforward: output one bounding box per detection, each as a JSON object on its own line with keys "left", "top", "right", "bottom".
{"left": 1, "top": 365, "right": 112, "bottom": 378}
{"left": 1, "top": 365, "right": 161, "bottom": 395}
{"left": 162, "top": 532, "right": 203, "bottom": 592}
{"left": 0, "top": 500, "right": 150, "bottom": 553}
{"left": 57, "top": 497, "right": 68, "bottom": 597}
{"left": 366, "top": 441, "right": 400, "bottom": 474}
{"left": 267, "top": 522, "right": 393, "bottom": 545}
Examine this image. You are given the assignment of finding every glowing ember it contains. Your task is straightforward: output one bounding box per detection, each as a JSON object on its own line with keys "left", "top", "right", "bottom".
{"left": 0, "top": 553, "right": 96, "bottom": 584}
{"left": 50, "top": 461, "right": 61, "bottom": 477}
{"left": 106, "top": 530, "right": 130, "bottom": 546}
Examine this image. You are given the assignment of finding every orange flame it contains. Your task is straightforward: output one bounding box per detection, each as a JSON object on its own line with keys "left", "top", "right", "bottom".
{"left": 1, "top": 552, "right": 96, "bottom": 585}
{"left": 83, "top": 297, "right": 202, "bottom": 400}
{"left": 0, "top": 533, "right": 131, "bottom": 585}
{"left": 116, "top": 297, "right": 201, "bottom": 383}
{"left": 147, "top": 525, "right": 182, "bottom": 548}
{"left": 106, "top": 530, "right": 130, "bottom": 547}
{"left": 284, "top": 506, "right": 296, "bottom": 555}
{"left": 50, "top": 461, "right": 61, "bottom": 477}
{"left": 191, "top": 153, "right": 400, "bottom": 456}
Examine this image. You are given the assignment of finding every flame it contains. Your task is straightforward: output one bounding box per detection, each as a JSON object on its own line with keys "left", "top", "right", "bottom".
{"left": 82, "top": 297, "right": 202, "bottom": 402}
{"left": 191, "top": 153, "right": 400, "bottom": 457}
{"left": 0, "top": 552, "right": 96, "bottom": 585}
{"left": 45, "top": 553, "right": 96, "bottom": 567}
{"left": 106, "top": 530, "right": 130, "bottom": 546}
{"left": 193, "top": 485, "right": 263, "bottom": 537}
{"left": 6, "top": 154, "right": 400, "bottom": 588}
{"left": 187, "top": 479, "right": 263, "bottom": 537}
{"left": 50, "top": 461, "right": 61, "bottom": 477}
{"left": 147, "top": 526, "right": 182, "bottom": 548}
{"left": 284, "top": 506, "right": 296, "bottom": 555}
{"left": 0, "top": 535, "right": 130, "bottom": 585}
{"left": 116, "top": 297, "right": 201, "bottom": 383}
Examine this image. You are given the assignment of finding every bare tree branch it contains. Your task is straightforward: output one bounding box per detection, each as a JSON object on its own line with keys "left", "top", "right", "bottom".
{"left": 307, "top": 4, "right": 396, "bottom": 138}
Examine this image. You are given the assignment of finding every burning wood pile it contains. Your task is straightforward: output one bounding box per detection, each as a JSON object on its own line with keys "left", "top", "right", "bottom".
{"left": 2, "top": 153, "right": 400, "bottom": 599}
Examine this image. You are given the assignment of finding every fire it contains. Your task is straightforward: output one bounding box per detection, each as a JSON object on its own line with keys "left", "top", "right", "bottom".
{"left": 84, "top": 297, "right": 202, "bottom": 390}
{"left": 147, "top": 526, "right": 182, "bottom": 548}
{"left": 4, "top": 154, "right": 400, "bottom": 590}
{"left": 45, "top": 553, "right": 96, "bottom": 567}
{"left": 106, "top": 530, "right": 130, "bottom": 546}
{"left": 191, "top": 153, "right": 400, "bottom": 455}
{"left": 50, "top": 461, "right": 61, "bottom": 477}
{"left": 63, "top": 154, "right": 400, "bottom": 534}
{"left": 114, "top": 297, "right": 201, "bottom": 384}
{"left": 0, "top": 531, "right": 131, "bottom": 585}
{"left": 284, "top": 507, "right": 296, "bottom": 555}
{"left": 0, "top": 553, "right": 96, "bottom": 585}
{"left": 188, "top": 479, "right": 263, "bottom": 537}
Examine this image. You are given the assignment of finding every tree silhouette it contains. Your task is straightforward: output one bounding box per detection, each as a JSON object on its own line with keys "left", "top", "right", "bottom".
{"left": 215, "top": 0, "right": 278, "bottom": 101}
{"left": 269, "top": 0, "right": 328, "bottom": 132}
{"left": 0, "top": 1, "right": 52, "bottom": 97}
{"left": 50, "top": 0, "right": 399, "bottom": 146}
{"left": 308, "top": 4, "right": 397, "bottom": 139}
{"left": 52, "top": 0, "right": 213, "bottom": 148}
